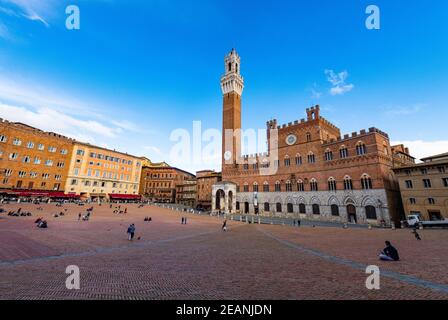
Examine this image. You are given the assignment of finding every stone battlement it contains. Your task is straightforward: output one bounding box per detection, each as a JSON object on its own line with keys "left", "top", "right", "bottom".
{"left": 266, "top": 106, "right": 339, "bottom": 132}
{"left": 324, "top": 127, "right": 389, "bottom": 144}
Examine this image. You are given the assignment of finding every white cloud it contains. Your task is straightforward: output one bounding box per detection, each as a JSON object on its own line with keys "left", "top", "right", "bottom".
{"left": 0, "top": 76, "right": 143, "bottom": 146}
{"left": 0, "top": 0, "right": 56, "bottom": 26}
{"left": 392, "top": 140, "right": 448, "bottom": 162}
{"left": 0, "top": 103, "right": 121, "bottom": 143}
{"left": 144, "top": 146, "right": 162, "bottom": 155}
{"left": 325, "top": 69, "right": 354, "bottom": 96}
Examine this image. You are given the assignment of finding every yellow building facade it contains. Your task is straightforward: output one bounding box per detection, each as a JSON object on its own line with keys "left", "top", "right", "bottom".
{"left": 65, "top": 142, "right": 143, "bottom": 201}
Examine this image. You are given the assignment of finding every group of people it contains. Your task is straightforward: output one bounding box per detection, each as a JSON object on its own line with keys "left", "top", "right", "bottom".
{"left": 35, "top": 217, "right": 48, "bottom": 229}
{"left": 78, "top": 210, "right": 92, "bottom": 221}
{"left": 181, "top": 217, "right": 188, "bottom": 225}
{"left": 112, "top": 205, "right": 127, "bottom": 215}
{"left": 293, "top": 220, "right": 301, "bottom": 227}
{"left": 6, "top": 208, "right": 32, "bottom": 217}
{"left": 144, "top": 217, "right": 152, "bottom": 222}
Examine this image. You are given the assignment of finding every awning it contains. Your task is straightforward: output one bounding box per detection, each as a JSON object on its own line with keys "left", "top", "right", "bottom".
{"left": 109, "top": 194, "right": 141, "bottom": 200}
{"left": 10, "top": 190, "right": 79, "bottom": 198}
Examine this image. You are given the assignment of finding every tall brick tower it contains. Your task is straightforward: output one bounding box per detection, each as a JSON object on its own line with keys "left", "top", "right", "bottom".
{"left": 221, "top": 49, "right": 244, "bottom": 172}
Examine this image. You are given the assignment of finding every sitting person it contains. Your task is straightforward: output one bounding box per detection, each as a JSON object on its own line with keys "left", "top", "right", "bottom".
{"left": 37, "top": 220, "right": 48, "bottom": 228}
{"left": 379, "top": 241, "right": 400, "bottom": 261}
{"left": 35, "top": 217, "right": 43, "bottom": 224}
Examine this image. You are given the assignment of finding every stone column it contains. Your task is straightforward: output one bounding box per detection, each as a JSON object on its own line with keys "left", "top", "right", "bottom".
{"left": 224, "top": 192, "right": 229, "bottom": 213}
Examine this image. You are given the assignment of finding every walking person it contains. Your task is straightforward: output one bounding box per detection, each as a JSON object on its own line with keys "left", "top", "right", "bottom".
{"left": 127, "top": 224, "right": 136, "bottom": 241}
{"left": 78, "top": 213, "right": 81, "bottom": 221}
{"left": 222, "top": 220, "right": 227, "bottom": 232}
{"left": 181, "top": 217, "right": 184, "bottom": 224}
{"left": 413, "top": 229, "right": 422, "bottom": 241}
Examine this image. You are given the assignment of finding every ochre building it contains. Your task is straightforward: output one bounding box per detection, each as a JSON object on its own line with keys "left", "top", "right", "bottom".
{"left": 393, "top": 153, "right": 448, "bottom": 221}
{"left": 0, "top": 119, "right": 74, "bottom": 198}
{"left": 213, "top": 49, "right": 415, "bottom": 226}
{"left": 64, "top": 142, "right": 143, "bottom": 201}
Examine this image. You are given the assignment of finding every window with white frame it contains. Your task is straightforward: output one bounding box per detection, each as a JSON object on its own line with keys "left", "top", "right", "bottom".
{"left": 9, "top": 153, "right": 18, "bottom": 160}
{"left": 13, "top": 138, "right": 22, "bottom": 146}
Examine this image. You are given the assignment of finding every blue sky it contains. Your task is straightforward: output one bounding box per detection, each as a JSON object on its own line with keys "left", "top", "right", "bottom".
{"left": 0, "top": 0, "right": 447, "bottom": 173}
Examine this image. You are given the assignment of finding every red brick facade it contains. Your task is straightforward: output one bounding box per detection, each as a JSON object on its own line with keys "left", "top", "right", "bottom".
{"left": 216, "top": 49, "right": 414, "bottom": 226}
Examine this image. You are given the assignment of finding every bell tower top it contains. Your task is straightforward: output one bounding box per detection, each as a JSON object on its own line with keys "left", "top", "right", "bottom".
{"left": 221, "top": 49, "right": 244, "bottom": 96}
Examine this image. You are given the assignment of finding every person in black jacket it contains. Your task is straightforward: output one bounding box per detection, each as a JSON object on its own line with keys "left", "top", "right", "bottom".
{"left": 379, "top": 241, "right": 400, "bottom": 261}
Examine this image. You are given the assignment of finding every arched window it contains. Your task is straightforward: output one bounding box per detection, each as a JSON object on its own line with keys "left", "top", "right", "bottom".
{"left": 325, "top": 149, "right": 333, "bottom": 161}
{"left": 361, "top": 174, "right": 373, "bottom": 190}
{"left": 331, "top": 204, "right": 340, "bottom": 216}
{"left": 264, "top": 202, "right": 270, "bottom": 212}
{"left": 306, "top": 132, "right": 312, "bottom": 142}
{"left": 307, "top": 152, "right": 316, "bottom": 164}
{"left": 312, "top": 204, "right": 320, "bottom": 215}
{"left": 236, "top": 202, "right": 240, "bottom": 210}
{"left": 284, "top": 155, "right": 291, "bottom": 167}
{"left": 310, "top": 178, "right": 318, "bottom": 191}
{"left": 365, "top": 205, "right": 377, "bottom": 219}
{"left": 243, "top": 183, "right": 249, "bottom": 192}
{"left": 299, "top": 203, "right": 306, "bottom": 214}
{"left": 253, "top": 182, "right": 259, "bottom": 192}
{"left": 295, "top": 154, "right": 302, "bottom": 166}
{"left": 276, "top": 203, "right": 282, "bottom": 213}
{"left": 344, "top": 176, "right": 353, "bottom": 190}
{"left": 356, "top": 142, "right": 367, "bottom": 155}
{"left": 287, "top": 203, "right": 294, "bottom": 213}
{"left": 328, "top": 177, "right": 337, "bottom": 191}
{"left": 297, "top": 179, "right": 305, "bottom": 192}
{"left": 286, "top": 180, "right": 292, "bottom": 192}
{"left": 228, "top": 62, "right": 232, "bottom": 72}
{"left": 275, "top": 181, "right": 281, "bottom": 192}
{"left": 263, "top": 181, "right": 269, "bottom": 192}
{"left": 340, "top": 146, "right": 349, "bottom": 159}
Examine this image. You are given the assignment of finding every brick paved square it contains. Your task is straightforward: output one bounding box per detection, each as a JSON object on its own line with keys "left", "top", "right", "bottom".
{"left": 1, "top": 203, "right": 447, "bottom": 300}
